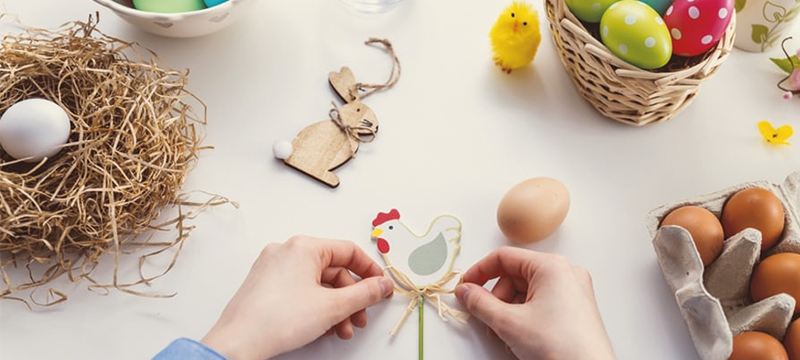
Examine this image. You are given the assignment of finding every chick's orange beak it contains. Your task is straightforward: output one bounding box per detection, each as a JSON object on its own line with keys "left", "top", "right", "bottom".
{"left": 513, "top": 20, "right": 519, "bottom": 32}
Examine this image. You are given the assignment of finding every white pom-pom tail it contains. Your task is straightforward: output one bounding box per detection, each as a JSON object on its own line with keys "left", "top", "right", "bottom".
{"left": 273, "top": 140, "right": 293, "bottom": 160}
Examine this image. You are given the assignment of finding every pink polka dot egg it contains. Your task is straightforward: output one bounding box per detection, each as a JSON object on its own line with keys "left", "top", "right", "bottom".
{"left": 663, "top": 0, "right": 734, "bottom": 56}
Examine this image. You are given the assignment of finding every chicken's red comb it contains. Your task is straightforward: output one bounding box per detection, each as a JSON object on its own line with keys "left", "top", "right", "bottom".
{"left": 372, "top": 209, "right": 400, "bottom": 227}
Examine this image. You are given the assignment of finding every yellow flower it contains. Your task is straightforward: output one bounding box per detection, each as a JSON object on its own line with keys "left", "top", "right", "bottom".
{"left": 758, "top": 121, "right": 793, "bottom": 146}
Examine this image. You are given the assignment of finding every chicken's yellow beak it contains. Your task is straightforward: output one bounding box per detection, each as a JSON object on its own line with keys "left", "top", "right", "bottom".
{"left": 371, "top": 228, "right": 383, "bottom": 238}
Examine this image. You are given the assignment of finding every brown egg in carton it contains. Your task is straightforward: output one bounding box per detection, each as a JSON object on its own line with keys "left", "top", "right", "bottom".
{"left": 645, "top": 172, "right": 800, "bottom": 360}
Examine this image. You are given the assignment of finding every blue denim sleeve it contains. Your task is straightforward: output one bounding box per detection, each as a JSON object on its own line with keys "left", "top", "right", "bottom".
{"left": 153, "top": 338, "right": 228, "bottom": 360}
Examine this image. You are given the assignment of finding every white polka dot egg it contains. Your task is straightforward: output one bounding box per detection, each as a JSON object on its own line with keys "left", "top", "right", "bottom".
{"left": 600, "top": 0, "right": 672, "bottom": 69}
{"left": 664, "top": 0, "right": 733, "bottom": 56}
{"left": 566, "top": 0, "right": 619, "bottom": 23}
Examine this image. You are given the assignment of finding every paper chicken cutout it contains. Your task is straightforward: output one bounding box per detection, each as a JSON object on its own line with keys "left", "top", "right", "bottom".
{"left": 370, "top": 208, "right": 469, "bottom": 351}
{"left": 371, "top": 209, "right": 462, "bottom": 287}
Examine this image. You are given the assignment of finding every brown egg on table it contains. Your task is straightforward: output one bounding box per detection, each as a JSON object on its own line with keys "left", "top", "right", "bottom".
{"left": 730, "top": 332, "right": 788, "bottom": 360}
{"left": 660, "top": 206, "right": 724, "bottom": 266}
{"left": 721, "top": 188, "right": 786, "bottom": 251}
{"left": 751, "top": 253, "right": 800, "bottom": 314}
{"left": 497, "top": 177, "right": 570, "bottom": 244}
{"left": 784, "top": 318, "right": 800, "bottom": 360}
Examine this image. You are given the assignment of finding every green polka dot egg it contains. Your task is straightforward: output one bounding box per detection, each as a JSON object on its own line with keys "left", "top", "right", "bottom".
{"left": 566, "top": 0, "right": 619, "bottom": 22}
{"left": 600, "top": 0, "right": 672, "bottom": 69}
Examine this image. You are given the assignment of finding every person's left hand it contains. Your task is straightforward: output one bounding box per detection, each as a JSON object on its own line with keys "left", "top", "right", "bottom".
{"left": 201, "top": 236, "right": 394, "bottom": 360}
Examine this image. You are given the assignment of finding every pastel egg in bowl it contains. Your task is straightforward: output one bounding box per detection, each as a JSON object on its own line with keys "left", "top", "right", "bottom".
{"left": 93, "top": 0, "right": 257, "bottom": 38}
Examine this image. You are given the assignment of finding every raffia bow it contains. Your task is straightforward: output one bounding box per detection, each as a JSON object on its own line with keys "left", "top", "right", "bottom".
{"left": 385, "top": 266, "right": 470, "bottom": 336}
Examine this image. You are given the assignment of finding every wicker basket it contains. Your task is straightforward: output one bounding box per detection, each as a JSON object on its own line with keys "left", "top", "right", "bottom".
{"left": 545, "top": 0, "right": 736, "bottom": 126}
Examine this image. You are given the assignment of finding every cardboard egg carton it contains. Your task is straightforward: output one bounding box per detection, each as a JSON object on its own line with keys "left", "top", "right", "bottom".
{"left": 645, "top": 172, "right": 800, "bottom": 360}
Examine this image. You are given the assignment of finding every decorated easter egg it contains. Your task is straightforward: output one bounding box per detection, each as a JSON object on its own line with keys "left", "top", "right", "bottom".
{"left": 640, "top": 0, "right": 674, "bottom": 15}
{"left": 600, "top": 1, "right": 672, "bottom": 69}
{"left": 133, "top": 0, "right": 206, "bottom": 13}
{"left": 566, "top": 0, "right": 619, "bottom": 23}
{"left": 204, "top": 0, "right": 229, "bottom": 7}
{"left": 663, "top": 0, "right": 733, "bottom": 56}
{"left": 0, "top": 99, "right": 71, "bottom": 162}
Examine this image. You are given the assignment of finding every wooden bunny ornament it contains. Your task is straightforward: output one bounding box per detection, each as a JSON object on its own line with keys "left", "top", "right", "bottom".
{"left": 273, "top": 38, "right": 400, "bottom": 188}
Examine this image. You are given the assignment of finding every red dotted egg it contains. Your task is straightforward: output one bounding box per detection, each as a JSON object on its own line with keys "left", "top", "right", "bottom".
{"left": 663, "top": 0, "right": 733, "bottom": 56}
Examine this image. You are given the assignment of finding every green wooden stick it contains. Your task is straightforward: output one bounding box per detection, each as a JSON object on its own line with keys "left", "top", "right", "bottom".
{"left": 418, "top": 296, "right": 424, "bottom": 360}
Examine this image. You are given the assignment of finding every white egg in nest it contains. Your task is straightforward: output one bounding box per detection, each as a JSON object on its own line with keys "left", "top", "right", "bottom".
{"left": 0, "top": 98, "right": 71, "bottom": 162}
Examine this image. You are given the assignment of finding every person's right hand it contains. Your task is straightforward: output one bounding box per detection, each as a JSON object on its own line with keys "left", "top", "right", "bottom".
{"left": 455, "top": 247, "right": 615, "bottom": 360}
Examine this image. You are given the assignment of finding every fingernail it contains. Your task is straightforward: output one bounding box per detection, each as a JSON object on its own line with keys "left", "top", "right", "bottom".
{"left": 455, "top": 284, "right": 470, "bottom": 303}
{"left": 379, "top": 277, "right": 394, "bottom": 298}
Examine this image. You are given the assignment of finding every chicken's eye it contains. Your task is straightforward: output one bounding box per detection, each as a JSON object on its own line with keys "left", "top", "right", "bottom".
{"left": 511, "top": 12, "right": 515, "bottom": 17}
{"left": 523, "top": 22, "right": 528, "bottom": 26}
{"left": 388, "top": 226, "right": 394, "bottom": 230}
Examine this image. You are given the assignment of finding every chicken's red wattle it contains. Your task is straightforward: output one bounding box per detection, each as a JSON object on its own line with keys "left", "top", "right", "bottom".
{"left": 377, "top": 238, "right": 390, "bottom": 254}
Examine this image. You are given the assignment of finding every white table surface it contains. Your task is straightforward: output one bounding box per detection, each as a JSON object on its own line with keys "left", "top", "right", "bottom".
{"left": 0, "top": 0, "right": 798, "bottom": 359}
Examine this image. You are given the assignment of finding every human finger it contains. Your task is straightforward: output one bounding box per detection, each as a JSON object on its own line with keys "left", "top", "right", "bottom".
{"left": 572, "top": 266, "right": 596, "bottom": 298}
{"left": 351, "top": 308, "right": 368, "bottom": 328}
{"left": 487, "top": 327, "right": 498, "bottom": 340}
{"left": 334, "top": 318, "right": 354, "bottom": 340}
{"left": 323, "top": 267, "right": 369, "bottom": 328}
{"left": 314, "top": 239, "right": 384, "bottom": 279}
{"left": 455, "top": 283, "right": 515, "bottom": 331}
{"left": 320, "top": 268, "right": 369, "bottom": 328}
{"left": 321, "top": 267, "right": 347, "bottom": 284}
{"left": 513, "top": 276, "right": 529, "bottom": 294}
{"left": 328, "top": 276, "right": 393, "bottom": 321}
{"left": 462, "top": 247, "right": 556, "bottom": 285}
{"left": 491, "top": 276, "right": 517, "bottom": 304}
{"left": 512, "top": 293, "right": 526, "bottom": 304}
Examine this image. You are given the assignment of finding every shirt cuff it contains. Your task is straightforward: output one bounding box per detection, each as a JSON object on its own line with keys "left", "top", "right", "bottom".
{"left": 153, "top": 338, "right": 228, "bottom": 360}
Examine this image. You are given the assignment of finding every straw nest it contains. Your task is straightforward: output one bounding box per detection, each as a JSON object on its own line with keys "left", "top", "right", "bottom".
{"left": 0, "top": 15, "right": 229, "bottom": 306}
{"left": 546, "top": 0, "right": 735, "bottom": 126}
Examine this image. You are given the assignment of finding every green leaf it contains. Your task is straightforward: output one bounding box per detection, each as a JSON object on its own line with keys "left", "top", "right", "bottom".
{"left": 752, "top": 24, "right": 769, "bottom": 43}
{"left": 736, "top": 0, "right": 747, "bottom": 12}
{"left": 763, "top": 1, "right": 788, "bottom": 22}
{"left": 771, "top": 55, "right": 800, "bottom": 73}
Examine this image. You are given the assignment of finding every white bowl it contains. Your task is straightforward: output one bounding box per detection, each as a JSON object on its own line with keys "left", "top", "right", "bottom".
{"left": 93, "top": 0, "right": 257, "bottom": 38}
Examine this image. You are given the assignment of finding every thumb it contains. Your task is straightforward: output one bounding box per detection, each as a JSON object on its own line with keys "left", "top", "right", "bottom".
{"left": 456, "top": 283, "right": 510, "bottom": 329}
{"left": 331, "top": 276, "right": 394, "bottom": 318}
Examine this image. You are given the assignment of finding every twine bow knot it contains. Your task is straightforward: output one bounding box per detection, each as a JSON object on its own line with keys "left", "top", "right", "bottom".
{"left": 385, "top": 266, "right": 470, "bottom": 336}
{"left": 328, "top": 102, "right": 377, "bottom": 143}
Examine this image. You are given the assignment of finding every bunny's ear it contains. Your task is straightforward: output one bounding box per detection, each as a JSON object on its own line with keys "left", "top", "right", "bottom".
{"left": 329, "top": 66, "right": 359, "bottom": 103}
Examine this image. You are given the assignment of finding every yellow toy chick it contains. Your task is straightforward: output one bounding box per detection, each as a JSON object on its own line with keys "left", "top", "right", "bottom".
{"left": 490, "top": 2, "right": 541, "bottom": 74}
